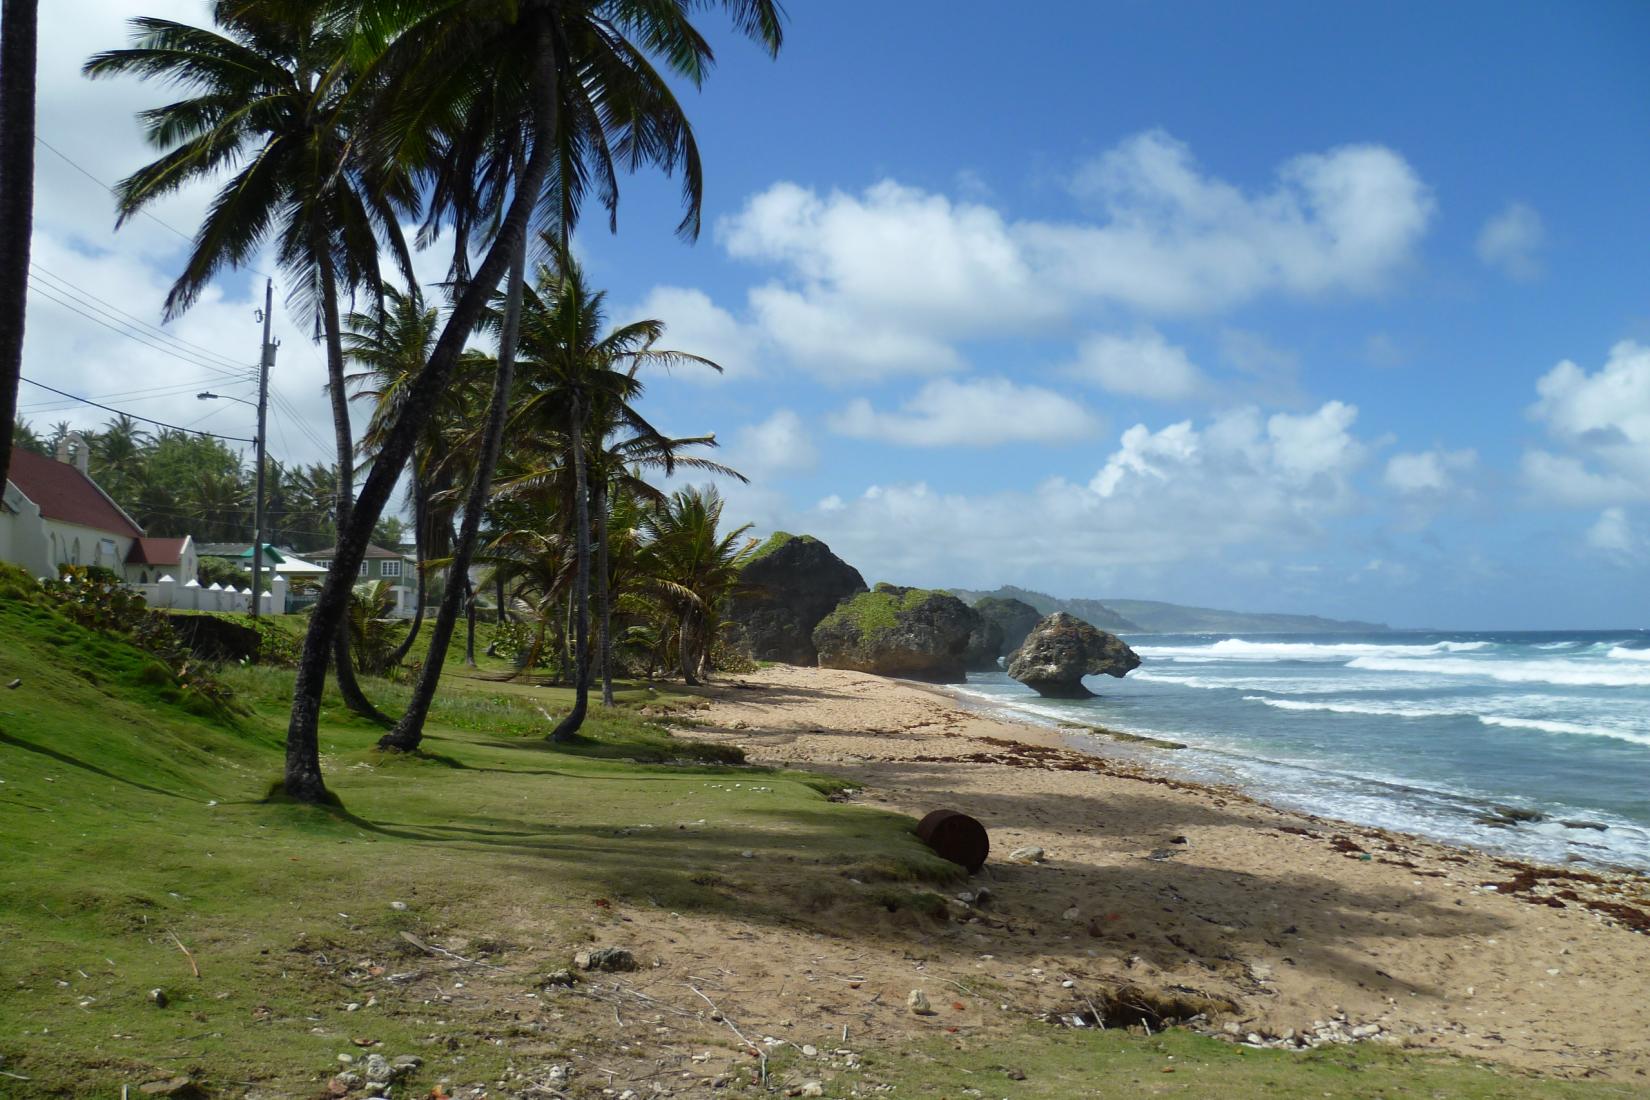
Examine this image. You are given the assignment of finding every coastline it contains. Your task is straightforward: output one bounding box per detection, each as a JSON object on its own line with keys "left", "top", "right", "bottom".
{"left": 682, "top": 664, "right": 1650, "bottom": 1079}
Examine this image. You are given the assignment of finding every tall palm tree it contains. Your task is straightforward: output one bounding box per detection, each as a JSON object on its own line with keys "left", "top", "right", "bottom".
{"left": 87, "top": 2, "right": 413, "bottom": 728}
{"left": 640, "top": 486, "right": 754, "bottom": 685}
{"left": 0, "top": 0, "right": 37, "bottom": 495}
{"left": 366, "top": 1, "right": 782, "bottom": 763}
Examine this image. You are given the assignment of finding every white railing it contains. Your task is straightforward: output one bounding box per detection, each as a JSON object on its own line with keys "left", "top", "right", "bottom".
{"left": 129, "top": 573, "right": 289, "bottom": 614}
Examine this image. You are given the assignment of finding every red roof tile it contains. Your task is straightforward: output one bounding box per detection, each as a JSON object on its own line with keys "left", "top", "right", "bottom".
{"left": 126, "top": 537, "right": 188, "bottom": 566}
{"left": 6, "top": 447, "right": 143, "bottom": 538}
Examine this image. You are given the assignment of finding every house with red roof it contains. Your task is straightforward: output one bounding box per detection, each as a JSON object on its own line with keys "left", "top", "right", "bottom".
{"left": 2, "top": 440, "right": 145, "bottom": 578}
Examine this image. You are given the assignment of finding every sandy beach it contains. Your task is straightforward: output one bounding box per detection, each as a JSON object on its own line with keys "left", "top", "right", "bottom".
{"left": 675, "top": 664, "right": 1650, "bottom": 1082}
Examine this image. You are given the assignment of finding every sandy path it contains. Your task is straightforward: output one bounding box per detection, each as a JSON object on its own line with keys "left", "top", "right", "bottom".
{"left": 677, "top": 664, "right": 1650, "bottom": 1082}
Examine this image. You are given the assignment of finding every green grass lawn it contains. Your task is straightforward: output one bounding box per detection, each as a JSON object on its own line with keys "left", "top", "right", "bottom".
{"left": 0, "top": 587, "right": 1632, "bottom": 1097}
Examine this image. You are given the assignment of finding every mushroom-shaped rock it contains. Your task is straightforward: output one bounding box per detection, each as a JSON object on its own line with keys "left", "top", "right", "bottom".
{"left": 813, "top": 584, "right": 981, "bottom": 683}
{"left": 1007, "top": 612, "right": 1140, "bottom": 698}
{"left": 726, "top": 533, "right": 867, "bottom": 665}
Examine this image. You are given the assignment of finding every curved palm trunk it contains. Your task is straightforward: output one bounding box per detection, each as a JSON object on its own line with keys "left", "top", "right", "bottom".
{"left": 286, "top": 23, "right": 561, "bottom": 797}
{"left": 318, "top": 250, "right": 392, "bottom": 727}
{"left": 0, "top": 0, "right": 38, "bottom": 493}
{"left": 678, "top": 610, "right": 699, "bottom": 686}
{"left": 388, "top": 475, "right": 429, "bottom": 666}
{"left": 593, "top": 478, "right": 614, "bottom": 706}
{"left": 551, "top": 396, "right": 591, "bottom": 741}
{"left": 464, "top": 576, "right": 478, "bottom": 667}
{"left": 377, "top": 227, "right": 530, "bottom": 751}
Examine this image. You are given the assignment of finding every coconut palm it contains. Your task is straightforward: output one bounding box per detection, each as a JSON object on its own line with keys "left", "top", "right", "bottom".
{"left": 86, "top": 2, "right": 413, "bottom": 728}
{"left": 0, "top": 0, "right": 37, "bottom": 495}
{"left": 366, "top": 1, "right": 782, "bottom": 763}
{"left": 638, "top": 486, "right": 754, "bottom": 685}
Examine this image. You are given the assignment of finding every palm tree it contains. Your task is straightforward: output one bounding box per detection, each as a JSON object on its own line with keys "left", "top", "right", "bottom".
{"left": 640, "top": 486, "right": 755, "bottom": 685}
{"left": 0, "top": 0, "right": 37, "bottom": 495}
{"left": 366, "top": 1, "right": 782, "bottom": 762}
{"left": 344, "top": 285, "right": 458, "bottom": 665}
{"left": 87, "top": 2, "right": 412, "bottom": 729}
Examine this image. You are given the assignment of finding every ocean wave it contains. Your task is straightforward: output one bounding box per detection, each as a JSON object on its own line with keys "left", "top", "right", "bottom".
{"left": 1243, "top": 695, "right": 1650, "bottom": 747}
{"left": 1137, "top": 638, "right": 1491, "bottom": 662}
{"left": 1347, "top": 655, "right": 1650, "bottom": 688}
{"left": 1609, "top": 646, "right": 1650, "bottom": 662}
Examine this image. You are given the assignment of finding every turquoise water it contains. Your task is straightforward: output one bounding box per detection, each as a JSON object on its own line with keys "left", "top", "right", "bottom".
{"left": 954, "top": 631, "right": 1650, "bottom": 869}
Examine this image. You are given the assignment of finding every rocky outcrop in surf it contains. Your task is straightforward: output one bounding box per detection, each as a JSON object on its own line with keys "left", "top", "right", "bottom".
{"left": 813, "top": 583, "right": 981, "bottom": 683}
{"left": 1008, "top": 612, "right": 1141, "bottom": 698}
{"left": 970, "top": 596, "right": 1043, "bottom": 659}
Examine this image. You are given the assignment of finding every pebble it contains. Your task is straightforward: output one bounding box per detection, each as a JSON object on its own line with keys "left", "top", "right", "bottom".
{"left": 365, "top": 1054, "right": 394, "bottom": 1083}
{"left": 1061, "top": 906, "right": 1080, "bottom": 921}
{"left": 575, "top": 947, "right": 637, "bottom": 972}
{"left": 390, "top": 901, "right": 408, "bottom": 911}
{"left": 801, "top": 1044, "right": 819, "bottom": 1057}
{"left": 907, "top": 989, "right": 934, "bottom": 1015}
{"left": 1008, "top": 846, "right": 1045, "bottom": 863}
{"left": 148, "top": 988, "right": 168, "bottom": 1008}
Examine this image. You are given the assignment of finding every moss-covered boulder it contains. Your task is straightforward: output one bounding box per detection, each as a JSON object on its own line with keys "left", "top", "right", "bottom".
{"left": 812, "top": 583, "right": 981, "bottom": 683}
{"left": 971, "top": 596, "right": 1042, "bottom": 659}
{"left": 1007, "top": 612, "right": 1140, "bottom": 698}
{"left": 726, "top": 532, "right": 867, "bottom": 665}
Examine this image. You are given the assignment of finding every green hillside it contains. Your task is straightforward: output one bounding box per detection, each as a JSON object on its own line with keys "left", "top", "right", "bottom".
{"left": 954, "top": 586, "right": 1388, "bottom": 634}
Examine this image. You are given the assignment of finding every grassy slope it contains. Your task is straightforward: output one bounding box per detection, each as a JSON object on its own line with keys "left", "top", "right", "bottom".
{"left": 0, "top": 593, "right": 1627, "bottom": 1097}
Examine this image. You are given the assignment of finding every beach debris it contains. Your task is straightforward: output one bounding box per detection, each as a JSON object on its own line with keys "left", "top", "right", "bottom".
{"left": 574, "top": 947, "right": 636, "bottom": 972}
{"left": 907, "top": 990, "right": 935, "bottom": 1015}
{"left": 1007, "top": 845, "right": 1045, "bottom": 864}
{"left": 914, "top": 809, "right": 991, "bottom": 872}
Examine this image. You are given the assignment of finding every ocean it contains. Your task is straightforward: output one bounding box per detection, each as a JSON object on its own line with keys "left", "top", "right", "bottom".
{"left": 954, "top": 631, "right": 1650, "bottom": 871}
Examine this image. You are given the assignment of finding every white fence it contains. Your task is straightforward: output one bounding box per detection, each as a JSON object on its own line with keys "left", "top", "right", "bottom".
{"left": 130, "top": 572, "right": 290, "bottom": 615}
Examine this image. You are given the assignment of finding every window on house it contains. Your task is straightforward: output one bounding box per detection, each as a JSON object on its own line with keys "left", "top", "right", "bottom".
{"left": 380, "top": 560, "right": 402, "bottom": 578}
{"left": 359, "top": 561, "right": 369, "bottom": 576}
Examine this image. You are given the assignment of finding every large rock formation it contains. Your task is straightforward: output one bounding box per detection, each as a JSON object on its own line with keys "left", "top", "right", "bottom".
{"left": 971, "top": 596, "right": 1042, "bottom": 658}
{"left": 725, "top": 533, "right": 866, "bottom": 665}
{"left": 813, "top": 584, "right": 981, "bottom": 683}
{"left": 962, "top": 616, "right": 1005, "bottom": 671}
{"left": 1007, "top": 612, "right": 1140, "bottom": 698}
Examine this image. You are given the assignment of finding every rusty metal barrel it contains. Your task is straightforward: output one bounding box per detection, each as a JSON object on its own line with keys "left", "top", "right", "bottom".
{"left": 914, "top": 809, "right": 990, "bottom": 873}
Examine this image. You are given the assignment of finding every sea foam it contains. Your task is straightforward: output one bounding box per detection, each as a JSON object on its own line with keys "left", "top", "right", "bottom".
{"left": 1347, "top": 655, "right": 1650, "bottom": 689}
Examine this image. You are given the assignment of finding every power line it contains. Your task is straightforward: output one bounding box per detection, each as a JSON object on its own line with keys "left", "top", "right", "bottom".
{"left": 28, "top": 263, "right": 254, "bottom": 372}
{"left": 36, "top": 135, "right": 197, "bottom": 246}
{"left": 27, "top": 279, "right": 258, "bottom": 380}
{"left": 18, "top": 375, "right": 254, "bottom": 414}
{"left": 19, "top": 378, "right": 256, "bottom": 443}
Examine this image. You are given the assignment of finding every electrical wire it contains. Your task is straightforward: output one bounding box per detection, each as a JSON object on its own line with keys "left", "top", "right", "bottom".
{"left": 19, "top": 378, "right": 256, "bottom": 443}
{"left": 27, "top": 278, "right": 258, "bottom": 380}
{"left": 18, "top": 375, "right": 256, "bottom": 415}
{"left": 28, "top": 263, "right": 254, "bottom": 373}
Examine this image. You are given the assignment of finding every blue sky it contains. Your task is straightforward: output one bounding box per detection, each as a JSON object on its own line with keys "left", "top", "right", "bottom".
{"left": 21, "top": 2, "right": 1650, "bottom": 629}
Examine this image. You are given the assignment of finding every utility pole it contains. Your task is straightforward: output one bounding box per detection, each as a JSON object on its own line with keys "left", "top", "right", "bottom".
{"left": 252, "top": 277, "right": 275, "bottom": 618}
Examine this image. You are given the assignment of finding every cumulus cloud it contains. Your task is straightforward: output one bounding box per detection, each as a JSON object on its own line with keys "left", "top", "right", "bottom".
{"left": 717, "top": 130, "right": 1433, "bottom": 378}
{"left": 1384, "top": 448, "right": 1477, "bottom": 495}
{"left": 829, "top": 377, "right": 1099, "bottom": 447}
{"left": 788, "top": 401, "right": 1371, "bottom": 587}
{"left": 734, "top": 409, "right": 817, "bottom": 475}
{"left": 1586, "top": 508, "right": 1643, "bottom": 563}
{"left": 1067, "top": 329, "right": 1205, "bottom": 400}
{"left": 625, "top": 286, "right": 762, "bottom": 380}
{"left": 1476, "top": 201, "right": 1545, "bottom": 281}
{"left": 1523, "top": 341, "right": 1650, "bottom": 506}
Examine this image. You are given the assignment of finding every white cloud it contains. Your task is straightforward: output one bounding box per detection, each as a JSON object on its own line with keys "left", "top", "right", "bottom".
{"left": 1586, "top": 508, "right": 1643, "bottom": 563}
{"left": 717, "top": 130, "right": 1433, "bottom": 379}
{"left": 1524, "top": 340, "right": 1650, "bottom": 506}
{"left": 734, "top": 409, "right": 816, "bottom": 475}
{"left": 829, "top": 377, "right": 1098, "bottom": 447}
{"left": 626, "top": 286, "right": 762, "bottom": 380}
{"left": 1041, "top": 131, "right": 1434, "bottom": 311}
{"left": 1476, "top": 201, "right": 1545, "bottom": 281}
{"left": 1067, "top": 329, "right": 1205, "bottom": 400}
{"left": 794, "top": 402, "right": 1371, "bottom": 586}
{"left": 1384, "top": 448, "right": 1477, "bottom": 495}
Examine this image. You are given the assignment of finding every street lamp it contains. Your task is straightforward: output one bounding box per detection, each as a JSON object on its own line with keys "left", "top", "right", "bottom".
{"left": 198, "top": 385, "right": 269, "bottom": 617}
